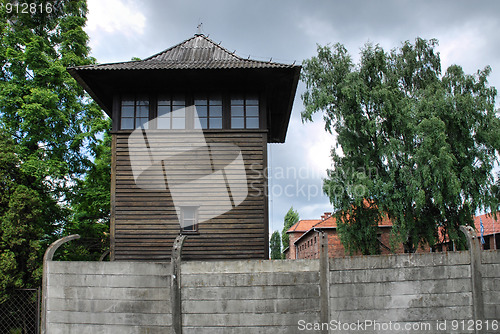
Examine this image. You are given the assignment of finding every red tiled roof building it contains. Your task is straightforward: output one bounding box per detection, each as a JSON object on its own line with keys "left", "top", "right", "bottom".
{"left": 284, "top": 211, "right": 499, "bottom": 259}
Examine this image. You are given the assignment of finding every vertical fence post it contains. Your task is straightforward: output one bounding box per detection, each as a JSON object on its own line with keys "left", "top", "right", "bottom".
{"left": 41, "top": 234, "right": 80, "bottom": 334}
{"left": 37, "top": 287, "right": 41, "bottom": 334}
{"left": 460, "top": 226, "right": 484, "bottom": 334}
{"left": 171, "top": 235, "right": 187, "bottom": 334}
{"left": 319, "top": 231, "right": 330, "bottom": 334}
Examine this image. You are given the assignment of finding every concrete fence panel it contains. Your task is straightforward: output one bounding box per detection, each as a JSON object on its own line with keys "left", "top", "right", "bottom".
{"left": 181, "top": 259, "right": 320, "bottom": 334}
{"left": 46, "top": 261, "right": 171, "bottom": 334}
{"left": 329, "top": 252, "right": 474, "bottom": 333}
{"left": 482, "top": 250, "right": 500, "bottom": 322}
{"left": 43, "top": 251, "right": 500, "bottom": 333}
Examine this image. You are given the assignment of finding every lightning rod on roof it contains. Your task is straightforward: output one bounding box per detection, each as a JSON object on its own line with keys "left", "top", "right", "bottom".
{"left": 196, "top": 22, "right": 203, "bottom": 35}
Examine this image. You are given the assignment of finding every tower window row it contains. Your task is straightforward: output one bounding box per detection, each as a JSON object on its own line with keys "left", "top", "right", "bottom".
{"left": 120, "top": 94, "right": 260, "bottom": 130}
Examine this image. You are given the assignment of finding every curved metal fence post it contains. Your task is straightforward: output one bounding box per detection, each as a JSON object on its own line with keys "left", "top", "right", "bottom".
{"left": 171, "top": 235, "right": 187, "bottom": 334}
{"left": 41, "top": 234, "right": 80, "bottom": 334}
{"left": 459, "top": 226, "right": 484, "bottom": 334}
{"left": 99, "top": 249, "right": 111, "bottom": 262}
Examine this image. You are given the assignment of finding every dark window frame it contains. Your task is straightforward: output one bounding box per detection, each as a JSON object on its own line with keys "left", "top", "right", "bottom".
{"left": 118, "top": 93, "right": 262, "bottom": 131}
{"left": 230, "top": 94, "right": 260, "bottom": 129}
{"left": 157, "top": 94, "right": 188, "bottom": 130}
{"left": 194, "top": 94, "right": 223, "bottom": 130}
{"left": 120, "top": 94, "right": 151, "bottom": 130}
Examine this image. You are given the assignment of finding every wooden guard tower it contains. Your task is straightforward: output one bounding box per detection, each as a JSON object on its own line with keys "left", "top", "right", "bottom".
{"left": 68, "top": 34, "right": 300, "bottom": 261}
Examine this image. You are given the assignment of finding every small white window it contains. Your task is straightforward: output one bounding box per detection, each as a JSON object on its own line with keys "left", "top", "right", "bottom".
{"left": 180, "top": 206, "right": 198, "bottom": 233}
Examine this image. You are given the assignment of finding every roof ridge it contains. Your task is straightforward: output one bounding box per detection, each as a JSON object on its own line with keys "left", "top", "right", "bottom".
{"left": 142, "top": 34, "right": 295, "bottom": 66}
{"left": 142, "top": 34, "right": 242, "bottom": 62}
{"left": 289, "top": 221, "right": 301, "bottom": 232}
{"left": 198, "top": 34, "right": 242, "bottom": 61}
{"left": 312, "top": 213, "right": 334, "bottom": 228}
{"left": 69, "top": 34, "right": 301, "bottom": 71}
{"left": 142, "top": 35, "right": 198, "bottom": 61}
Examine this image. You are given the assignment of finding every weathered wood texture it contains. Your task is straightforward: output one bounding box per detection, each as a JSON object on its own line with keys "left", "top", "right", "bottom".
{"left": 112, "top": 131, "right": 268, "bottom": 261}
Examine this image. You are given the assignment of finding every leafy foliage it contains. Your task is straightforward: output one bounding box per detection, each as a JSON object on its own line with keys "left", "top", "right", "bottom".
{"left": 302, "top": 38, "right": 500, "bottom": 253}
{"left": 0, "top": 0, "right": 110, "bottom": 298}
{"left": 0, "top": 131, "right": 56, "bottom": 302}
{"left": 270, "top": 230, "right": 282, "bottom": 260}
{"left": 335, "top": 201, "right": 382, "bottom": 255}
{"left": 57, "top": 123, "right": 111, "bottom": 261}
{"left": 281, "top": 206, "right": 299, "bottom": 250}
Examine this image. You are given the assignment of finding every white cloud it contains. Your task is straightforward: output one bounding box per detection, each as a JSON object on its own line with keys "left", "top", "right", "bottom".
{"left": 302, "top": 120, "right": 334, "bottom": 174}
{"left": 85, "top": 0, "right": 146, "bottom": 49}
{"left": 300, "top": 202, "right": 332, "bottom": 220}
{"left": 440, "top": 24, "right": 486, "bottom": 73}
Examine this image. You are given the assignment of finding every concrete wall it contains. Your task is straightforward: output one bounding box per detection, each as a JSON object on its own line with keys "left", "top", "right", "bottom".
{"left": 46, "top": 261, "right": 172, "bottom": 333}
{"left": 45, "top": 251, "right": 500, "bottom": 333}
{"left": 181, "top": 260, "right": 320, "bottom": 334}
{"left": 482, "top": 250, "right": 500, "bottom": 321}
{"left": 330, "top": 252, "right": 473, "bottom": 333}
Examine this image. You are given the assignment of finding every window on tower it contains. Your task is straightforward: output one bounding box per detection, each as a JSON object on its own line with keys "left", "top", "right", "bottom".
{"left": 157, "top": 94, "right": 186, "bottom": 130}
{"left": 120, "top": 95, "right": 150, "bottom": 130}
{"left": 119, "top": 93, "right": 260, "bottom": 130}
{"left": 230, "top": 95, "right": 259, "bottom": 129}
{"left": 194, "top": 95, "right": 223, "bottom": 129}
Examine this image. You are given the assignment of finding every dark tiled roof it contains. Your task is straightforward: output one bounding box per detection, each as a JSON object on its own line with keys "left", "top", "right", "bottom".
{"left": 72, "top": 34, "right": 295, "bottom": 71}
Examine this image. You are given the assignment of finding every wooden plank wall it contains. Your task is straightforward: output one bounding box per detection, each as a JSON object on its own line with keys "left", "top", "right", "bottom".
{"left": 112, "top": 131, "right": 267, "bottom": 261}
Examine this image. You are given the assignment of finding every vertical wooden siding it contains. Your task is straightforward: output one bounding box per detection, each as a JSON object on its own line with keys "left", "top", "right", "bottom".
{"left": 112, "top": 131, "right": 267, "bottom": 261}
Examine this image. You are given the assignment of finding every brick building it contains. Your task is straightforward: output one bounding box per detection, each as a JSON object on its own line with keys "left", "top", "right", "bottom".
{"left": 283, "top": 211, "right": 499, "bottom": 259}
{"left": 474, "top": 213, "right": 499, "bottom": 250}
{"left": 283, "top": 212, "right": 409, "bottom": 260}
{"left": 285, "top": 219, "right": 322, "bottom": 260}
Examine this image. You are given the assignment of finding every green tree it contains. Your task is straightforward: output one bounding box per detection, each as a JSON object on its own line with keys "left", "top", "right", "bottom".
{"left": 301, "top": 38, "right": 500, "bottom": 253}
{"left": 336, "top": 201, "right": 382, "bottom": 255}
{"left": 0, "top": 0, "right": 103, "bottom": 193}
{"left": 0, "top": 0, "right": 108, "bottom": 295}
{"left": 270, "top": 230, "right": 282, "bottom": 260}
{"left": 58, "top": 124, "right": 111, "bottom": 261}
{"left": 0, "top": 130, "right": 67, "bottom": 301}
{"left": 281, "top": 206, "right": 299, "bottom": 250}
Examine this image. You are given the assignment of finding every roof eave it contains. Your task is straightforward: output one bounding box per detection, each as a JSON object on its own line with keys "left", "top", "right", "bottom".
{"left": 293, "top": 226, "right": 337, "bottom": 245}
{"left": 67, "top": 67, "right": 111, "bottom": 116}
{"left": 275, "top": 65, "right": 301, "bottom": 143}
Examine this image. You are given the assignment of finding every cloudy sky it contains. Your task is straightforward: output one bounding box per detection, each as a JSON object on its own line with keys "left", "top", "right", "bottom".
{"left": 84, "top": 0, "right": 500, "bottom": 235}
